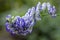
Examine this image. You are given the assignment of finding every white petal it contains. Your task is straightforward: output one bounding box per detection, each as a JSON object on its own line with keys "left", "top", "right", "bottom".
{"left": 30, "top": 7, "right": 35, "bottom": 16}
{"left": 42, "top": 2, "right": 47, "bottom": 10}
{"left": 47, "top": 2, "right": 51, "bottom": 10}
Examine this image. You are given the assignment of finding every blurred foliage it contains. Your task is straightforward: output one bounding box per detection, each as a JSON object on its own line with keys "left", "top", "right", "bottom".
{"left": 0, "top": 0, "right": 60, "bottom": 40}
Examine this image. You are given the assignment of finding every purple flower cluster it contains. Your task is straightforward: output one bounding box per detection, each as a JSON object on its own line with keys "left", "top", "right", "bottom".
{"left": 5, "top": 16, "right": 34, "bottom": 35}
{"left": 5, "top": 2, "right": 56, "bottom": 36}
{"left": 5, "top": 7, "right": 36, "bottom": 36}
{"left": 47, "top": 2, "right": 56, "bottom": 17}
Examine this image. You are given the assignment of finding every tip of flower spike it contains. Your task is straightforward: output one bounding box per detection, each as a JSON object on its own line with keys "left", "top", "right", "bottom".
{"left": 42, "top": 2, "right": 47, "bottom": 10}
{"left": 30, "top": 7, "right": 35, "bottom": 16}
{"left": 36, "top": 2, "right": 41, "bottom": 10}
{"left": 48, "top": 5, "right": 56, "bottom": 16}
{"left": 6, "top": 15, "right": 11, "bottom": 20}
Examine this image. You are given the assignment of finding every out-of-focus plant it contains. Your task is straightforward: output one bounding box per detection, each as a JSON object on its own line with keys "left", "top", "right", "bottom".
{"left": 5, "top": 2, "right": 56, "bottom": 36}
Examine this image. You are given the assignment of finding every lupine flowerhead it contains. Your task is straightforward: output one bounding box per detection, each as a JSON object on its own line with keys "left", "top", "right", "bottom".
{"left": 47, "top": 2, "right": 56, "bottom": 17}
{"left": 5, "top": 2, "right": 56, "bottom": 36}
{"left": 5, "top": 8, "right": 36, "bottom": 36}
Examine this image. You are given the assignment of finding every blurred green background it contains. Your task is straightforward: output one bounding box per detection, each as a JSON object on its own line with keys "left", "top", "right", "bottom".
{"left": 0, "top": 0, "right": 60, "bottom": 40}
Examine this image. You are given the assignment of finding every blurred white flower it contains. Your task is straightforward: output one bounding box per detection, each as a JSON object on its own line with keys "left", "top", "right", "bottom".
{"left": 42, "top": 2, "right": 47, "bottom": 10}
{"left": 47, "top": 2, "right": 51, "bottom": 10}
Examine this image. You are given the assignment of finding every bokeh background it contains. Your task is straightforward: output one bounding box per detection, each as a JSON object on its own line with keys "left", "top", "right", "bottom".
{"left": 0, "top": 0, "right": 60, "bottom": 40}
